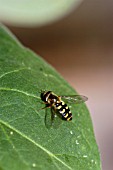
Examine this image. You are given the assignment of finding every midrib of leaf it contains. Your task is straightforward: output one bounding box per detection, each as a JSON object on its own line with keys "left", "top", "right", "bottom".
{"left": 0, "top": 119, "right": 73, "bottom": 170}
{"left": 0, "top": 124, "right": 29, "bottom": 168}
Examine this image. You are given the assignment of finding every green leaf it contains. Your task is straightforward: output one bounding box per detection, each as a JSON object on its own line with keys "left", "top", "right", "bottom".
{"left": 0, "top": 0, "right": 83, "bottom": 27}
{"left": 0, "top": 25, "right": 101, "bottom": 170}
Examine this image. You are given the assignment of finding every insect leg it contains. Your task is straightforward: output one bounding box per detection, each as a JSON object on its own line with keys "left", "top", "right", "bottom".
{"left": 39, "top": 104, "right": 51, "bottom": 110}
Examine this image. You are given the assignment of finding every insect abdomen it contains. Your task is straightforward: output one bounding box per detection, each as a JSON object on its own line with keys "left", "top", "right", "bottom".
{"left": 55, "top": 101, "right": 72, "bottom": 121}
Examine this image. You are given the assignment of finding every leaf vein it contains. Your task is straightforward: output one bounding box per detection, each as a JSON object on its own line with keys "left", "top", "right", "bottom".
{"left": 0, "top": 67, "right": 29, "bottom": 79}
{"left": 0, "top": 120, "right": 73, "bottom": 170}
{"left": 0, "top": 87, "right": 40, "bottom": 99}
{"left": 0, "top": 123, "right": 30, "bottom": 167}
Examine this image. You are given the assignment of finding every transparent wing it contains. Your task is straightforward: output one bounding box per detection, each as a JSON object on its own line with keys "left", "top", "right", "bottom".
{"left": 60, "top": 95, "right": 88, "bottom": 104}
{"left": 45, "top": 107, "right": 53, "bottom": 129}
{"left": 51, "top": 108, "right": 62, "bottom": 129}
{"left": 45, "top": 107, "right": 62, "bottom": 129}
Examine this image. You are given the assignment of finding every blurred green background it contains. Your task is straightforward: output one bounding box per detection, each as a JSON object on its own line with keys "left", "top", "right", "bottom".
{"left": 0, "top": 0, "right": 113, "bottom": 170}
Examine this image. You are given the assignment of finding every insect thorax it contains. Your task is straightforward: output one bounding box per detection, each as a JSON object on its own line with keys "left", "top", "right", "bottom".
{"left": 41, "top": 91, "right": 59, "bottom": 104}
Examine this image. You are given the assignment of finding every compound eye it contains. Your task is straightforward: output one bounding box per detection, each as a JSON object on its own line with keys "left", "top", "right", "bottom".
{"left": 40, "top": 93, "right": 44, "bottom": 100}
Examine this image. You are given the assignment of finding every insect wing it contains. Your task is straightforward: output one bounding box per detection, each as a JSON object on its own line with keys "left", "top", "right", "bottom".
{"left": 45, "top": 107, "right": 53, "bottom": 129}
{"left": 45, "top": 107, "right": 62, "bottom": 129}
{"left": 61, "top": 95, "right": 88, "bottom": 104}
{"left": 51, "top": 108, "right": 62, "bottom": 129}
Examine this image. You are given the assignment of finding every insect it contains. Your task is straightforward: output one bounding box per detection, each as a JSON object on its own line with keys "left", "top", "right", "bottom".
{"left": 41, "top": 91, "right": 88, "bottom": 128}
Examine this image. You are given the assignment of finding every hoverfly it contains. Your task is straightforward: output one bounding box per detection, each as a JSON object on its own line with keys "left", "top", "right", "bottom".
{"left": 41, "top": 91, "right": 88, "bottom": 128}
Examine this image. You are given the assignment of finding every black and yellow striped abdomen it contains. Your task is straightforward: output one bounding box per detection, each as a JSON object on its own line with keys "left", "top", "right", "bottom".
{"left": 54, "top": 100, "right": 72, "bottom": 121}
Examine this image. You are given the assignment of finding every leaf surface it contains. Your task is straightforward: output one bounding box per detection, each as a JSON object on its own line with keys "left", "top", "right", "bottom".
{"left": 0, "top": 25, "right": 101, "bottom": 170}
